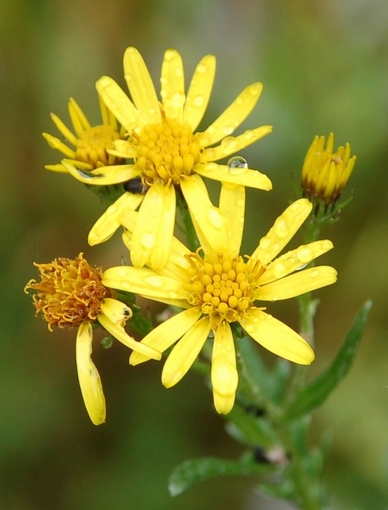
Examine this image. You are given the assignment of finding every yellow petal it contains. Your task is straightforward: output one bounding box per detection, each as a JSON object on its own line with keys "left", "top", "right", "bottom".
{"left": 201, "top": 125, "right": 272, "bottom": 161}
{"left": 98, "top": 92, "right": 118, "bottom": 129}
{"left": 211, "top": 322, "right": 238, "bottom": 414}
{"left": 219, "top": 183, "right": 245, "bottom": 257}
{"left": 259, "top": 240, "right": 334, "bottom": 285}
{"left": 149, "top": 185, "right": 176, "bottom": 271}
{"left": 88, "top": 193, "right": 143, "bottom": 246}
{"left": 42, "top": 133, "right": 76, "bottom": 159}
{"left": 251, "top": 199, "right": 313, "bottom": 265}
{"left": 44, "top": 163, "right": 70, "bottom": 173}
{"left": 160, "top": 49, "right": 185, "bottom": 122}
{"left": 181, "top": 174, "right": 228, "bottom": 255}
{"left": 68, "top": 97, "right": 91, "bottom": 136}
{"left": 62, "top": 160, "right": 137, "bottom": 185}
{"left": 96, "top": 76, "right": 142, "bottom": 132}
{"left": 123, "top": 47, "right": 161, "bottom": 125}
{"left": 130, "top": 183, "right": 167, "bottom": 268}
{"left": 48, "top": 112, "right": 78, "bottom": 146}
{"left": 130, "top": 308, "right": 202, "bottom": 365}
{"left": 183, "top": 54, "right": 216, "bottom": 132}
{"left": 102, "top": 266, "right": 187, "bottom": 300}
{"left": 100, "top": 297, "right": 132, "bottom": 326}
{"left": 195, "top": 162, "right": 272, "bottom": 191}
{"left": 256, "top": 266, "right": 338, "bottom": 301}
{"left": 97, "top": 313, "right": 161, "bottom": 360}
{"left": 202, "top": 82, "right": 263, "bottom": 147}
{"left": 76, "top": 322, "right": 106, "bottom": 425}
{"left": 162, "top": 317, "right": 210, "bottom": 387}
{"left": 240, "top": 310, "right": 315, "bottom": 365}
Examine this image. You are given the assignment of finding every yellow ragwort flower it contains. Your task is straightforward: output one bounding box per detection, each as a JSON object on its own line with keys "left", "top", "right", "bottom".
{"left": 62, "top": 47, "right": 273, "bottom": 270}
{"left": 302, "top": 133, "right": 356, "bottom": 204}
{"left": 24, "top": 253, "right": 161, "bottom": 425}
{"left": 102, "top": 191, "right": 337, "bottom": 415}
{"left": 43, "top": 95, "right": 125, "bottom": 172}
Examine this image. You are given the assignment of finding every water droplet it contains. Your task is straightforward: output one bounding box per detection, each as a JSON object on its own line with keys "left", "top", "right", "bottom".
{"left": 144, "top": 275, "right": 165, "bottom": 287}
{"left": 226, "top": 345, "right": 233, "bottom": 352}
{"left": 244, "top": 323, "right": 254, "bottom": 333}
{"left": 193, "top": 95, "right": 204, "bottom": 107}
{"left": 171, "top": 92, "right": 185, "bottom": 108}
{"left": 310, "top": 269, "right": 320, "bottom": 278}
{"left": 259, "top": 236, "right": 271, "bottom": 249}
{"left": 273, "top": 262, "right": 287, "bottom": 279}
{"left": 140, "top": 233, "right": 156, "bottom": 249}
{"left": 206, "top": 206, "right": 223, "bottom": 229}
{"left": 274, "top": 218, "right": 289, "bottom": 238}
{"left": 270, "top": 296, "right": 279, "bottom": 302}
{"left": 167, "top": 291, "right": 178, "bottom": 299}
{"left": 175, "top": 68, "right": 183, "bottom": 78}
{"left": 296, "top": 246, "right": 312, "bottom": 263}
{"left": 249, "top": 83, "right": 261, "bottom": 96}
{"left": 196, "top": 64, "right": 207, "bottom": 74}
{"left": 121, "top": 281, "right": 131, "bottom": 290}
{"left": 206, "top": 125, "right": 216, "bottom": 135}
{"left": 237, "top": 199, "right": 244, "bottom": 207}
{"left": 148, "top": 107, "right": 156, "bottom": 116}
{"left": 117, "top": 268, "right": 127, "bottom": 278}
{"left": 322, "top": 240, "right": 333, "bottom": 251}
{"left": 227, "top": 156, "right": 248, "bottom": 175}
{"left": 290, "top": 201, "right": 301, "bottom": 212}
{"left": 221, "top": 137, "right": 237, "bottom": 151}
{"left": 223, "top": 125, "right": 235, "bottom": 136}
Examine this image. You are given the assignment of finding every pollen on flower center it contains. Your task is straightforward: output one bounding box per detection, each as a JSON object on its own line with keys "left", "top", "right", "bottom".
{"left": 75, "top": 125, "right": 122, "bottom": 168}
{"left": 24, "top": 253, "right": 112, "bottom": 331}
{"left": 184, "top": 252, "right": 265, "bottom": 329}
{"left": 132, "top": 118, "right": 202, "bottom": 185}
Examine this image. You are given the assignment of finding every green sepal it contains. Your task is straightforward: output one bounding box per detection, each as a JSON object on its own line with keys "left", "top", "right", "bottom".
{"left": 283, "top": 300, "right": 372, "bottom": 421}
{"left": 168, "top": 456, "right": 276, "bottom": 497}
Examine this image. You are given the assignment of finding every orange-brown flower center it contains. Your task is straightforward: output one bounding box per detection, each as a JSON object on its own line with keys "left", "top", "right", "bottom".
{"left": 184, "top": 252, "right": 265, "bottom": 329}
{"left": 131, "top": 118, "right": 202, "bottom": 185}
{"left": 75, "top": 125, "right": 123, "bottom": 168}
{"left": 24, "top": 253, "right": 111, "bottom": 331}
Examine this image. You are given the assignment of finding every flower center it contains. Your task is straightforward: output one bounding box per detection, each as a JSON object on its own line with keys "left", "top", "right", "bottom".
{"left": 184, "top": 252, "right": 265, "bottom": 330}
{"left": 75, "top": 125, "right": 122, "bottom": 168}
{"left": 132, "top": 118, "right": 202, "bottom": 185}
{"left": 24, "top": 253, "right": 112, "bottom": 331}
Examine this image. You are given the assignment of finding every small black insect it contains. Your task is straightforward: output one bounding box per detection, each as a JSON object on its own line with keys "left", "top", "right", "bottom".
{"left": 123, "top": 177, "right": 149, "bottom": 194}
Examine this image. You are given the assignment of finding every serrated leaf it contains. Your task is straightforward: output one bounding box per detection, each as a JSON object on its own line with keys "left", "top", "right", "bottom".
{"left": 283, "top": 301, "right": 372, "bottom": 421}
{"left": 168, "top": 456, "right": 275, "bottom": 496}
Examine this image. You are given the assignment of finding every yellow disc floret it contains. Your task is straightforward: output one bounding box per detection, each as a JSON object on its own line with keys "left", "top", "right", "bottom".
{"left": 132, "top": 117, "right": 202, "bottom": 185}
{"left": 185, "top": 252, "right": 266, "bottom": 330}
{"left": 24, "top": 253, "right": 112, "bottom": 331}
{"left": 75, "top": 125, "right": 123, "bottom": 168}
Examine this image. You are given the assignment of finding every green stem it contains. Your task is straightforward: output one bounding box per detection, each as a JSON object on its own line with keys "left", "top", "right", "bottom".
{"left": 176, "top": 189, "right": 200, "bottom": 252}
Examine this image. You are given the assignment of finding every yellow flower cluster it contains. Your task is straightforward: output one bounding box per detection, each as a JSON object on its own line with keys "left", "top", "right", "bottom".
{"left": 27, "top": 47, "right": 355, "bottom": 424}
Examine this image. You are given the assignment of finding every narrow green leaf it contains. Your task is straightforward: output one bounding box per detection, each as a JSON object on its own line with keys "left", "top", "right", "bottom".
{"left": 283, "top": 301, "right": 372, "bottom": 421}
{"left": 168, "top": 456, "right": 275, "bottom": 496}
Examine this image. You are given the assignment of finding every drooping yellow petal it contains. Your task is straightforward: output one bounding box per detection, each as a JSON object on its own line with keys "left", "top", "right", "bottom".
{"left": 219, "top": 183, "right": 245, "bottom": 257}
{"left": 42, "top": 133, "right": 77, "bottom": 159}
{"left": 96, "top": 76, "right": 143, "bottom": 132}
{"left": 201, "top": 125, "right": 272, "bottom": 162}
{"left": 256, "top": 266, "right": 338, "bottom": 301}
{"left": 97, "top": 313, "right": 161, "bottom": 360}
{"left": 130, "top": 308, "right": 203, "bottom": 365}
{"left": 102, "top": 266, "right": 187, "bottom": 301}
{"left": 211, "top": 322, "right": 238, "bottom": 414}
{"left": 88, "top": 193, "right": 143, "bottom": 246}
{"left": 160, "top": 49, "right": 185, "bottom": 122}
{"left": 183, "top": 54, "right": 216, "bottom": 131}
{"left": 259, "top": 240, "right": 334, "bottom": 285}
{"left": 148, "top": 185, "right": 176, "bottom": 271}
{"left": 181, "top": 174, "right": 228, "bottom": 255}
{"left": 195, "top": 162, "right": 272, "bottom": 191}
{"left": 240, "top": 310, "right": 315, "bottom": 365}
{"left": 76, "top": 322, "right": 106, "bottom": 425}
{"left": 201, "top": 82, "right": 263, "bottom": 147}
{"left": 100, "top": 297, "right": 132, "bottom": 326}
{"left": 123, "top": 46, "right": 162, "bottom": 125}
{"left": 162, "top": 316, "right": 211, "bottom": 387}
{"left": 251, "top": 199, "right": 313, "bottom": 265}
{"left": 62, "top": 160, "right": 137, "bottom": 185}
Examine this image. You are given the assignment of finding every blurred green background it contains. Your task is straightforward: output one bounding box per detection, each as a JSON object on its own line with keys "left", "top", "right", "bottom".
{"left": 1, "top": 0, "right": 388, "bottom": 508}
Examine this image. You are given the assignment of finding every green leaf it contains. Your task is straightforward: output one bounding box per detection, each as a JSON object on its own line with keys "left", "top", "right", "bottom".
{"left": 168, "top": 456, "right": 275, "bottom": 497}
{"left": 283, "top": 300, "right": 372, "bottom": 421}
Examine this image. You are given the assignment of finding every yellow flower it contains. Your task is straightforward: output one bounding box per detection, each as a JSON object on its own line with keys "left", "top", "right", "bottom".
{"left": 43, "top": 95, "right": 125, "bottom": 172}
{"left": 102, "top": 194, "right": 337, "bottom": 415}
{"left": 302, "top": 133, "right": 356, "bottom": 205}
{"left": 24, "top": 253, "right": 161, "bottom": 425}
{"left": 62, "top": 47, "right": 273, "bottom": 270}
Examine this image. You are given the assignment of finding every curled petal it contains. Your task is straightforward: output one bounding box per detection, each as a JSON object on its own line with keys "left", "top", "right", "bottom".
{"left": 100, "top": 298, "right": 132, "bottom": 326}
{"left": 76, "top": 322, "right": 106, "bottom": 425}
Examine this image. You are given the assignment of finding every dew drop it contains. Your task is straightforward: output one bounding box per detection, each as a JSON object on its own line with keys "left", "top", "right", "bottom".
{"left": 196, "top": 63, "right": 207, "bottom": 74}
{"left": 193, "top": 95, "right": 204, "bottom": 107}
{"left": 221, "top": 137, "right": 237, "bottom": 151}
{"left": 140, "top": 233, "right": 156, "bottom": 249}
{"left": 290, "top": 201, "right": 301, "bottom": 211}
{"left": 322, "top": 240, "right": 333, "bottom": 251}
{"left": 237, "top": 199, "right": 244, "bottom": 207}
{"left": 167, "top": 291, "right": 178, "bottom": 299}
{"left": 121, "top": 281, "right": 131, "bottom": 290}
{"left": 296, "top": 246, "right": 312, "bottom": 263}
{"left": 117, "top": 268, "right": 127, "bottom": 278}
{"left": 274, "top": 218, "right": 289, "bottom": 238}
{"left": 273, "top": 263, "right": 287, "bottom": 279}
{"left": 175, "top": 68, "right": 183, "bottom": 78}
{"left": 144, "top": 275, "right": 165, "bottom": 287}
{"left": 227, "top": 156, "right": 248, "bottom": 175}
{"left": 223, "top": 125, "right": 235, "bottom": 136}
{"left": 244, "top": 323, "right": 254, "bottom": 333}
{"left": 206, "top": 206, "right": 223, "bottom": 229}
{"left": 259, "top": 236, "right": 271, "bottom": 249}
{"left": 310, "top": 269, "right": 320, "bottom": 278}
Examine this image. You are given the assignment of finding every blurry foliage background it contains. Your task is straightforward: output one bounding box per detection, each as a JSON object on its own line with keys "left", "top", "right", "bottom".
{"left": 1, "top": 0, "right": 388, "bottom": 508}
